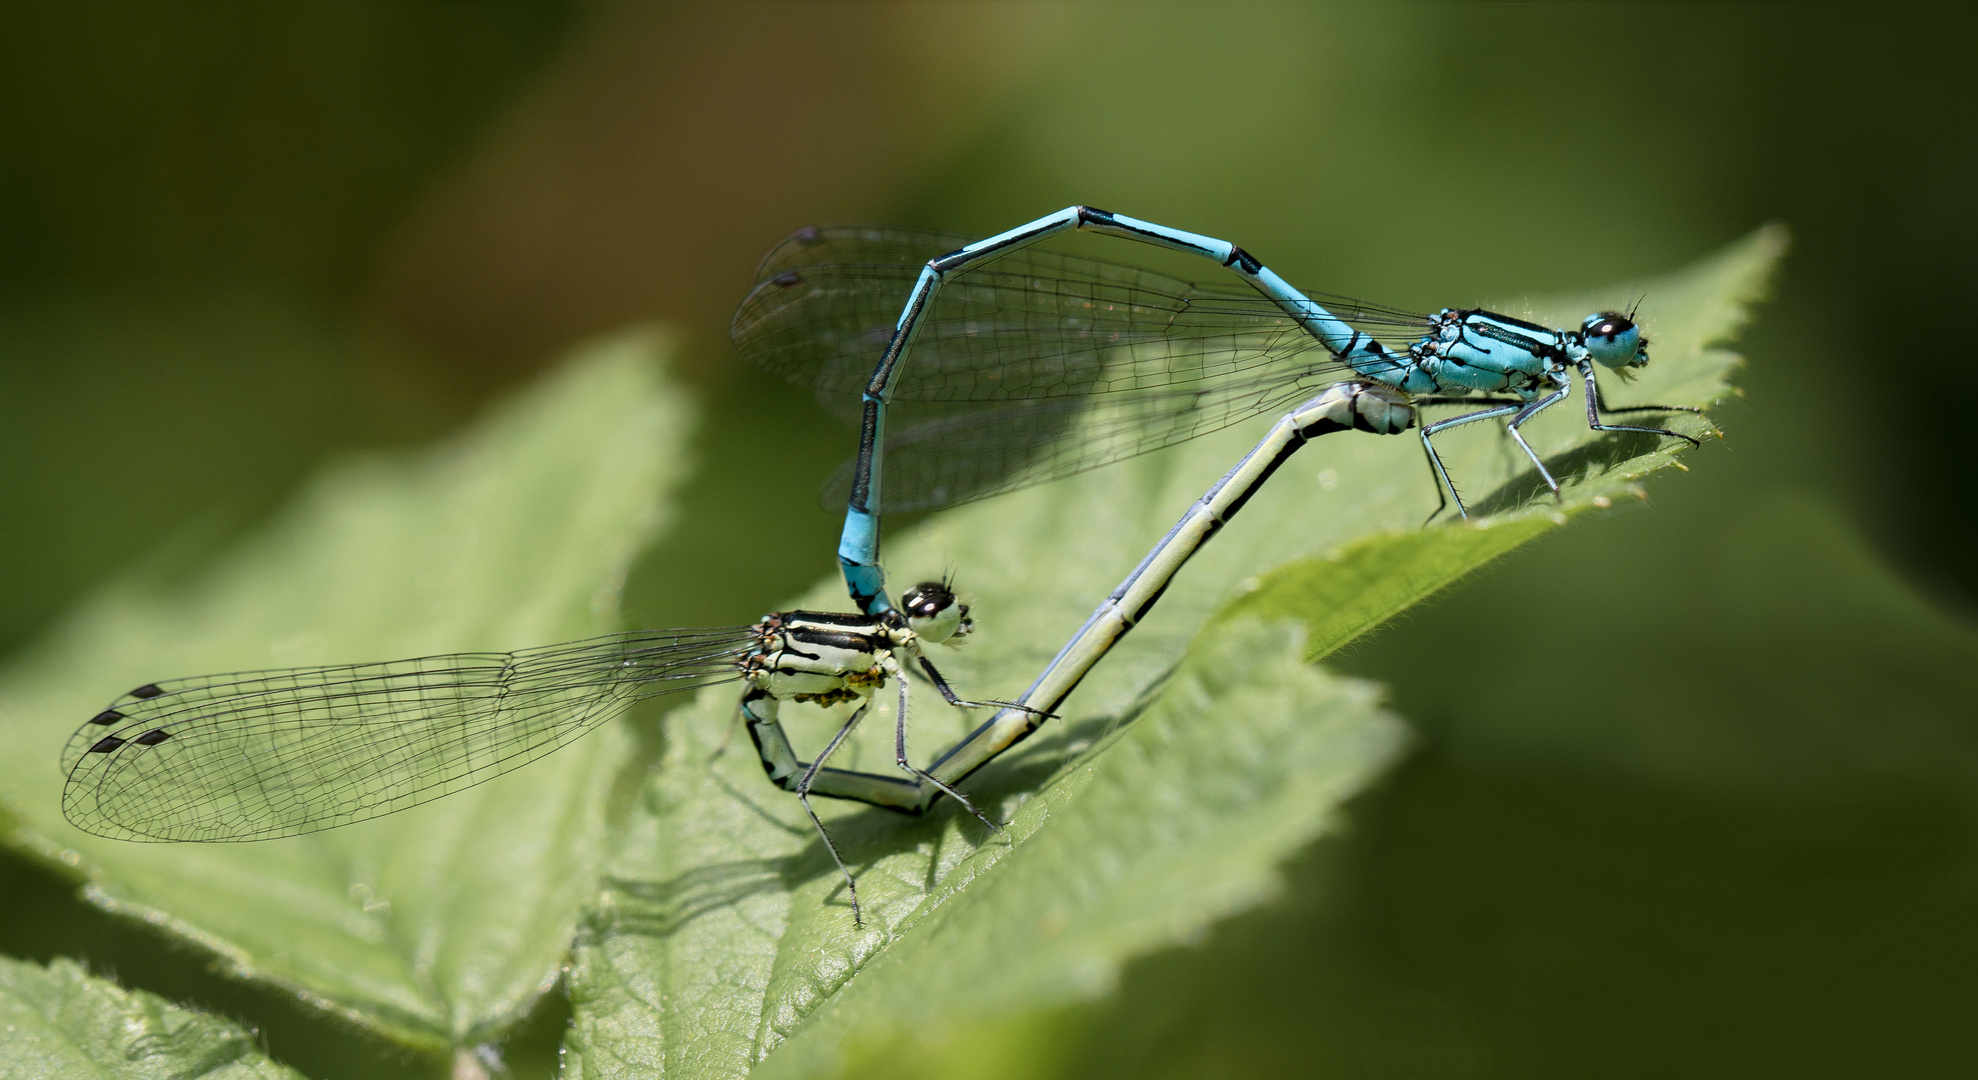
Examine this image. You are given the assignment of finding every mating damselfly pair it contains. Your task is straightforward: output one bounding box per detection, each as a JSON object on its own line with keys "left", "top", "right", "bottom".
{"left": 62, "top": 207, "right": 1706, "bottom": 925}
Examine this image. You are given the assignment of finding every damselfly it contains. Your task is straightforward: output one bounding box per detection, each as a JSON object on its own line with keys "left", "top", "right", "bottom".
{"left": 733, "top": 206, "right": 1702, "bottom": 617}
{"left": 720, "top": 207, "right": 1712, "bottom": 819}
{"left": 800, "top": 380, "right": 1426, "bottom": 817}
{"left": 61, "top": 582, "right": 1037, "bottom": 925}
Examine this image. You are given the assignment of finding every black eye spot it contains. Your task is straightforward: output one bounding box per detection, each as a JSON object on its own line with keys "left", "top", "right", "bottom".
{"left": 772, "top": 271, "right": 803, "bottom": 288}
{"left": 900, "top": 581, "right": 955, "bottom": 619}
{"left": 88, "top": 735, "right": 126, "bottom": 754}
{"left": 135, "top": 729, "right": 172, "bottom": 746}
{"left": 90, "top": 710, "right": 124, "bottom": 726}
{"left": 130, "top": 684, "right": 164, "bottom": 699}
{"left": 1587, "top": 314, "right": 1634, "bottom": 340}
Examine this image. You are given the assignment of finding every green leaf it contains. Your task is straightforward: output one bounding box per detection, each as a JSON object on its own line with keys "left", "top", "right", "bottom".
{"left": 753, "top": 620, "right": 1405, "bottom": 1080}
{"left": 0, "top": 331, "right": 692, "bottom": 1054}
{"left": 0, "top": 955, "right": 305, "bottom": 1080}
{"left": 562, "top": 620, "right": 1405, "bottom": 1080}
{"left": 562, "top": 227, "right": 1786, "bottom": 1080}
{"left": 1218, "top": 223, "right": 1788, "bottom": 654}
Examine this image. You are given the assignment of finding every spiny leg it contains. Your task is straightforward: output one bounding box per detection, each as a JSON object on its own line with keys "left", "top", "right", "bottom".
{"left": 891, "top": 665, "right": 1002, "bottom": 832}
{"left": 1419, "top": 401, "right": 1522, "bottom": 521}
{"left": 1505, "top": 385, "right": 1572, "bottom": 500}
{"left": 1419, "top": 430, "right": 1457, "bottom": 523}
{"left": 793, "top": 699, "right": 874, "bottom": 927}
{"left": 1582, "top": 363, "right": 1703, "bottom": 446}
{"left": 915, "top": 656, "right": 1054, "bottom": 718}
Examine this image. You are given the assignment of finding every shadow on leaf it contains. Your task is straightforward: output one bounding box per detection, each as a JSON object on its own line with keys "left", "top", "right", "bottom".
{"left": 1468, "top": 429, "right": 1674, "bottom": 518}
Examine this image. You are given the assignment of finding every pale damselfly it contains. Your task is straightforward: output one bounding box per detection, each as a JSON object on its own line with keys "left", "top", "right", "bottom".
{"left": 61, "top": 582, "right": 1039, "bottom": 925}
{"left": 780, "top": 380, "right": 1429, "bottom": 823}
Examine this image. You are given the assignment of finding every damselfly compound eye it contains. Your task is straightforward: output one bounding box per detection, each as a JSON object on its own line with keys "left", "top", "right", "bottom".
{"left": 900, "top": 581, "right": 967, "bottom": 643}
{"left": 1581, "top": 312, "right": 1647, "bottom": 369}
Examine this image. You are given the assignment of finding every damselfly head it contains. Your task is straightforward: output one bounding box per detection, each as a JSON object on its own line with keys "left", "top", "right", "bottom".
{"left": 901, "top": 580, "right": 972, "bottom": 645}
{"left": 1580, "top": 312, "right": 1650, "bottom": 370}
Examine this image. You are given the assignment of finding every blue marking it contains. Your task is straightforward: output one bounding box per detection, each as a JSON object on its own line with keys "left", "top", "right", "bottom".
{"left": 838, "top": 509, "right": 889, "bottom": 614}
{"left": 731, "top": 207, "right": 1705, "bottom": 609}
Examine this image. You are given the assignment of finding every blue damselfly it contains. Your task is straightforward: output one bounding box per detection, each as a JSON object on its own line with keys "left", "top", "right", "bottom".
{"left": 733, "top": 206, "right": 1700, "bottom": 616}
{"left": 730, "top": 207, "right": 1708, "bottom": 819}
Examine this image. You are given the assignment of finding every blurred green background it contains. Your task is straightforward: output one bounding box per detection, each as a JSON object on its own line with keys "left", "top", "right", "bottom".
{"left": 2, "top": 3, "right": 1974, "bottom": 1077}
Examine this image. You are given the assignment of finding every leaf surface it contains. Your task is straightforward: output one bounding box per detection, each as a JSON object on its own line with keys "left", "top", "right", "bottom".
{"left": 562, "top": 227, "right": 1785, "bottom": 1078}
{"left": 0, "top": 331, "right": 691, "bottom": 1053}
{"left": 0, "top": 956, "right": 305, "bottom": 1080}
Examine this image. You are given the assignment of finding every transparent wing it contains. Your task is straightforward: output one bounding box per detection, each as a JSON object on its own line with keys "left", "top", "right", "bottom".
{"left": 731, "top": 224, "right": 1430, "bottom": 405}
{"left": 735, "top": 225, "right": 1434, "bottom": 510}
{"left": 734, "top": 226, "right": 967, "bottom": 400}
{"left": 821, "top": 367, "right": 1349, "bottom": 512}
{"left": 61, "top": 628, "right": 755, "bottom": 842}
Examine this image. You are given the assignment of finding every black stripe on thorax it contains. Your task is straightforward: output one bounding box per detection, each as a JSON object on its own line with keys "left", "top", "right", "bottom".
{"left": 784, "top": 627, "right": 887, "bottom": 654}
{"left": 1467, "top": 320, "right": 1551, "bottom": 352}
{"left": 1468, "top": 309, "right": 1555, "bottom": 335}
{"left": 782, "top": 610, "right": 887, "bottom": 630}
